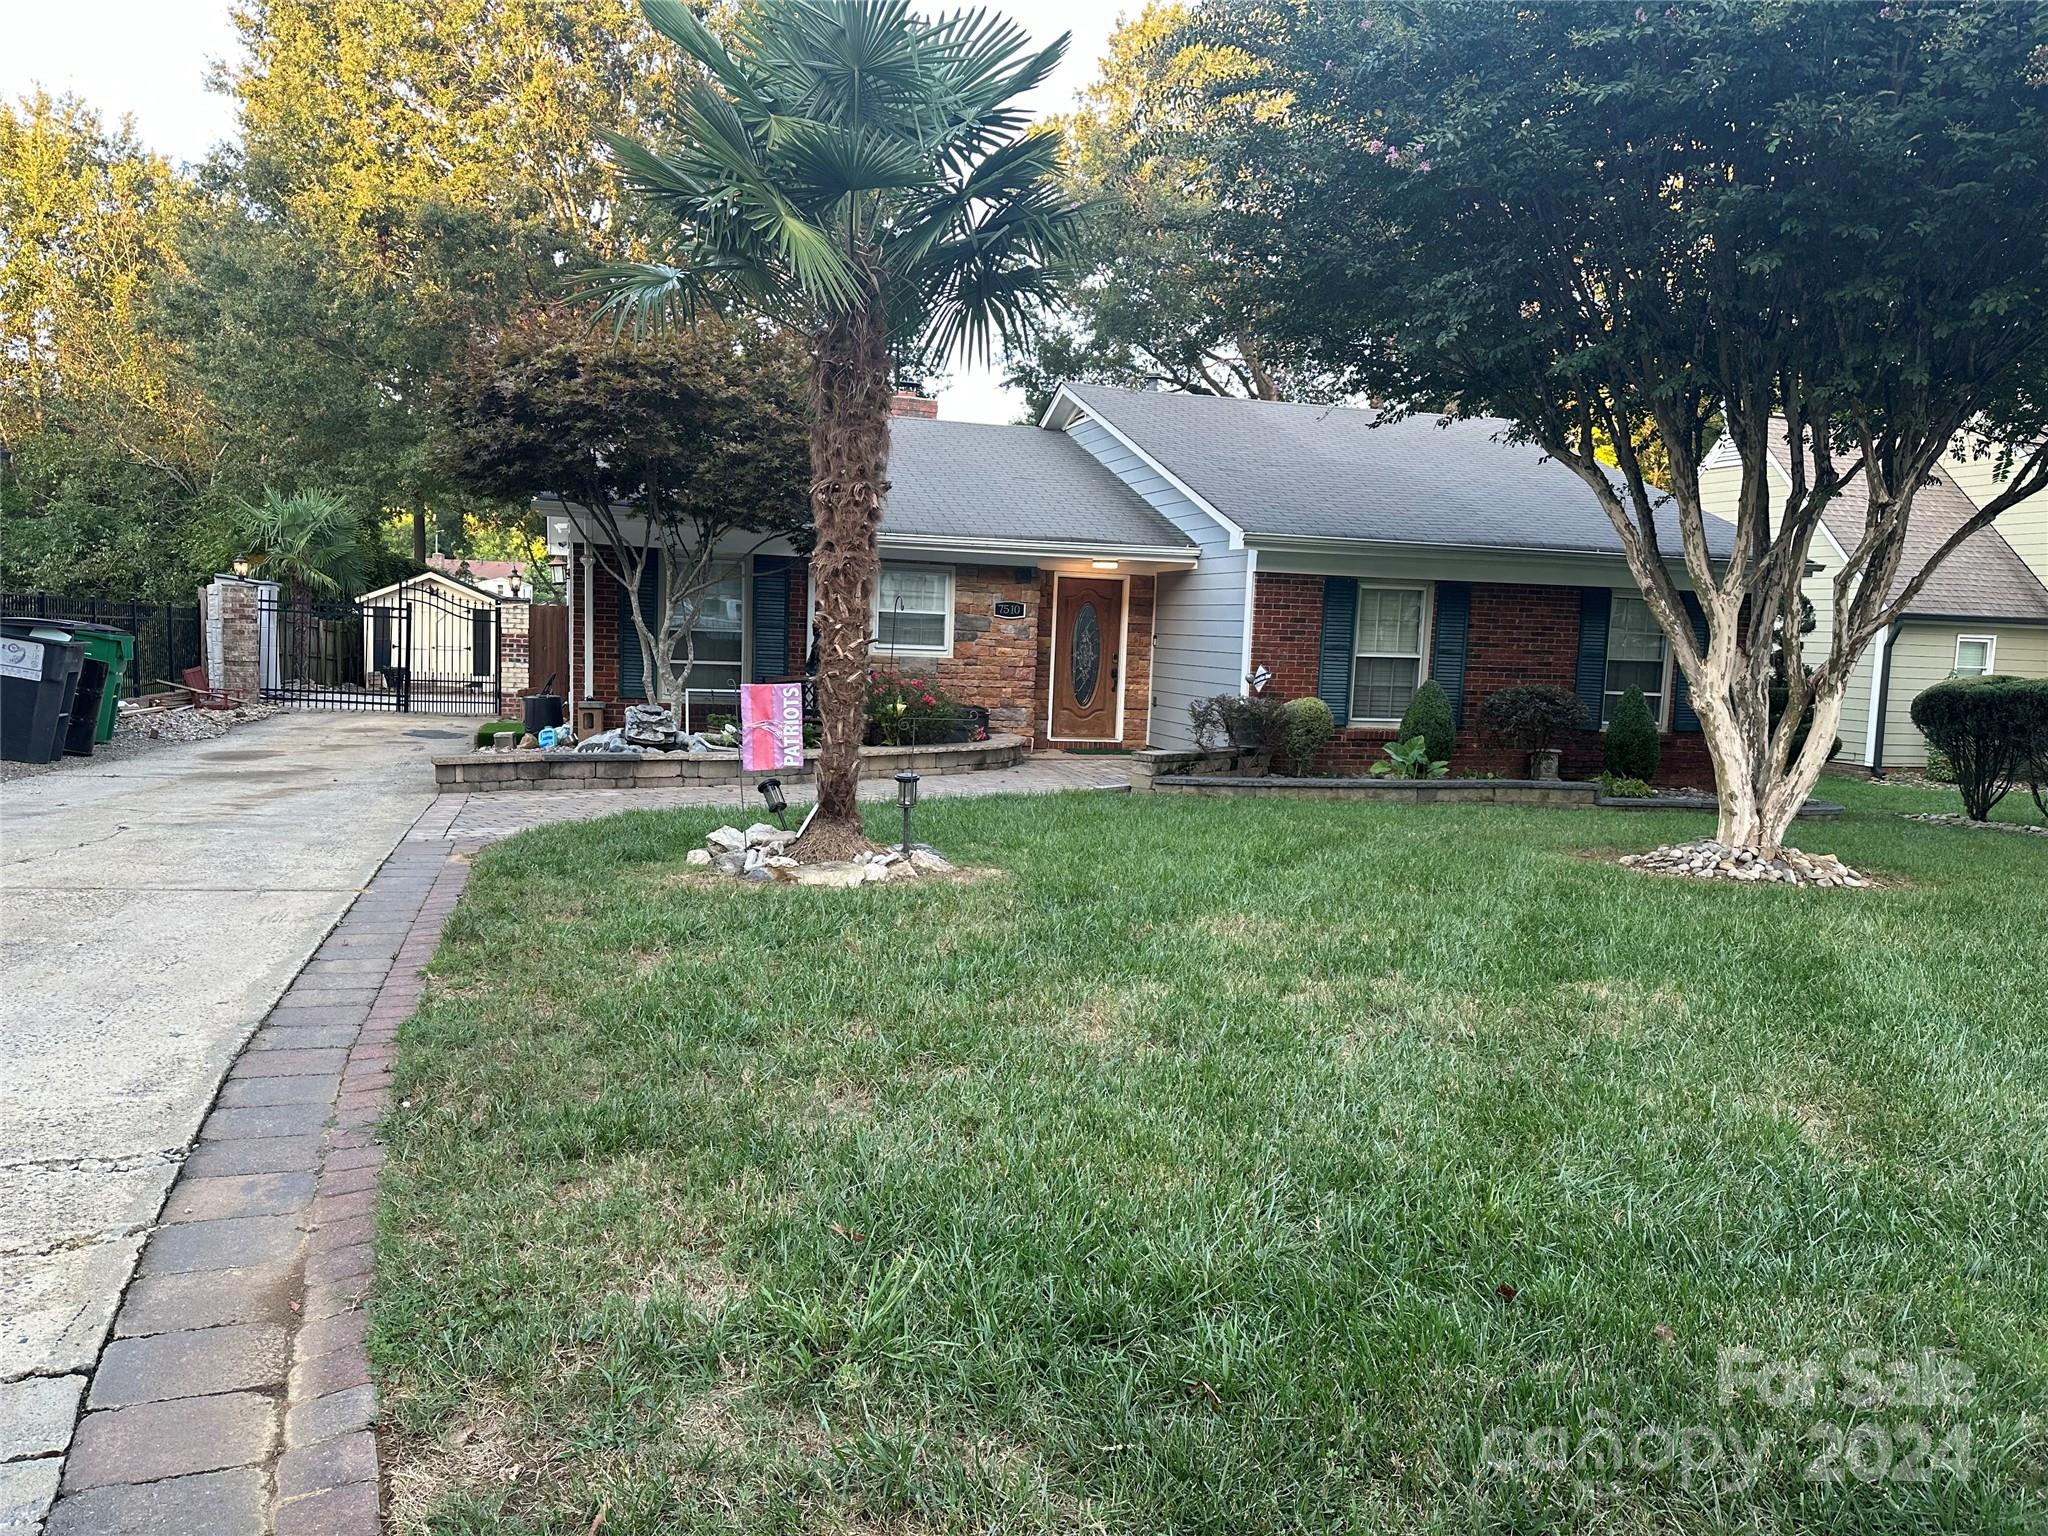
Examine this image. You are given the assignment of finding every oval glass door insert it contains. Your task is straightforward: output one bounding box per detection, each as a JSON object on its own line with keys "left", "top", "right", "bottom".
{"left": 1070, "top": 603, "right": 1101, "bottom": 705}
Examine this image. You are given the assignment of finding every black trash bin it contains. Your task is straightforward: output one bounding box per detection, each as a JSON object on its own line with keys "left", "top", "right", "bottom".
{"left": 62, "top": 657, "right": 111, "bottom": 756}
{"left": 523, "top": 691, "right": 565, "bottom": 735}
{"left": 0, "top": 622, "right": 87, "bottom": 763}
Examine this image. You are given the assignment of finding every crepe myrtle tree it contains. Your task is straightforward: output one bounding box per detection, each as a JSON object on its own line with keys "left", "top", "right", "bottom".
{"left": 585, "top": 0, "right": 1082, "bottom": 833}
{"left": 1213, "top": 0, "right": 2048, "bottom": 856}
{"left": 431, "top": 308, "right": 810, "bottom": 709}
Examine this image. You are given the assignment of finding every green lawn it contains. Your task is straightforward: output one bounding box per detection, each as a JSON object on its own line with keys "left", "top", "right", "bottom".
{"left": 372, "top": 778, "right": 2048, "bottom": 1535}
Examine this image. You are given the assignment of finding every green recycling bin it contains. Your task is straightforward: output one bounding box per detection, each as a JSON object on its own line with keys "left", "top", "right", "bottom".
{"left": 0, "top": 617, "right": 133, "bottom": 744}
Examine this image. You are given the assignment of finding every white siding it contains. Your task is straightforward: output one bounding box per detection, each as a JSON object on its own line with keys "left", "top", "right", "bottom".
{"left": 1064, "top": 416, "right": 1246, "bottom": 747}
{"left": 1879, "top": 622, "right": 2048, "bottom": 771}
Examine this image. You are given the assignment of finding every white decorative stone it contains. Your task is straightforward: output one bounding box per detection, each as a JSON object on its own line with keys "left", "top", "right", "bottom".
{"left": 908, "top": 849, "right": 955, "bottom": 874}
{"left": 685, "top": 848, "right": 713, "bottom": 867}
{"left": 743, "top": 822, "right": 787, "bottom": 847}
{"left": 706, "top": 826, "right": 746, "bottom": 853}
{"left": 766, "top": 855, "right": 798, "bottom": 869}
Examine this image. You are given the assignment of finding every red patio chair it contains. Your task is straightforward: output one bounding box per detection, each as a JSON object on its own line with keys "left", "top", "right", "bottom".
{"left": 181, "top": 666, "right": 243, "bottom": 711}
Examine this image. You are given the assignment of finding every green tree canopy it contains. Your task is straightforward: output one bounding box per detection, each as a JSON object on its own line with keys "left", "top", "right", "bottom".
{"left": 432, "top": 308, "right": 811, "bottom": 703}
{"left": 1199, "top": 0, "right": 2048, "bottom": 855}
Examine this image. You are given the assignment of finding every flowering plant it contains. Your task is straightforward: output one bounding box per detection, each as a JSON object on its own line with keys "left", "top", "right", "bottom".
{"left": 865, "top": 669, "right": 964, "bottom": 746}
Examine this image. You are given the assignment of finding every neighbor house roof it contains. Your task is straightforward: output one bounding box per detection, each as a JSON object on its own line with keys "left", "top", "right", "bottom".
{"left": 1057, "top": 383, "right": 1734, "bottom": 560}
{"left": 427, "top": 556, "right": 525, "bottom": 583}
{"left": 1738, "top": 421, "right": 2048, "bottom": 624}
{"left": 882, "top": 416, "right": 1195, "bottom": 554}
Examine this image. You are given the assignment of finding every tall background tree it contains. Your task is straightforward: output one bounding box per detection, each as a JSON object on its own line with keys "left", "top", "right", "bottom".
{"left": 432, "top": 308, "right": 811, "bottom": 707}
{"left": 1200, "top": 0, "right": 2048, "bottom": 857}
{"left": 595, "top": 0, "right": 1080, "bottom": 842}
{"left": 1004, "top": 3, "right": 1333, "bottom": 419}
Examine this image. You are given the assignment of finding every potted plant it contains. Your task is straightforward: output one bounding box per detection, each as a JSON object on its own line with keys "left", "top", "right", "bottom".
{"left": 1476, "top": 685, "right": 1585, "bottom": 779}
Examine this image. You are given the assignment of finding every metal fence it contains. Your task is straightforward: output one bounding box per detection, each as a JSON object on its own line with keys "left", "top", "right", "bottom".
{"left": 0, "top": 591, "right": 202, "bottom": 699}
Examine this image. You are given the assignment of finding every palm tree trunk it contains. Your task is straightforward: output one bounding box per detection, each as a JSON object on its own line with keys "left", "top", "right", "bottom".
{"left": 807, "top": 302, "right": 892, "bottom": 827}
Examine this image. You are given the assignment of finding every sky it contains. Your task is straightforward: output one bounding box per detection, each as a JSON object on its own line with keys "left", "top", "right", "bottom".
{"left": 3, "top": 0, "right": 1127, "bottom": 424}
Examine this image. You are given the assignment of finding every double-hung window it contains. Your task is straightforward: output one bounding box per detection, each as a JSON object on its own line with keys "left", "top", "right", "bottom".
{"left": 875, "top": 565, "right": 952, "bottom": 655}
{"left": 1603, "top": 594, "right": 1669, "bottom": 725}
{"left": 1352, "top": 586, "right": 1427, "bottom": 720}
{"left": 1953, "top": 635, "right": 1995, "bottom": 676}
{"left": 670, "top": 560, "right": 744, "bottom": 698}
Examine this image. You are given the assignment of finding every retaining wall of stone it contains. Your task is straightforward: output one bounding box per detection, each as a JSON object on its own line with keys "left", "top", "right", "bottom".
{"left": 433, "top": 733, "right": 1029, "bottom": 793}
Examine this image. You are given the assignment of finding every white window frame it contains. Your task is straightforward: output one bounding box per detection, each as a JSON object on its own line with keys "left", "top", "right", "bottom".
{"left": 1953, "top": 634, "right": 1996, "bottom": 677}
{"left": 1349, "top": 582, "right": 1432, "bottom": 725}
{"left": 1601, "top": 591, "right": 1675, "bottom": 730}
{"left": 872, "top": 563, "right": 955, "bottom": 658}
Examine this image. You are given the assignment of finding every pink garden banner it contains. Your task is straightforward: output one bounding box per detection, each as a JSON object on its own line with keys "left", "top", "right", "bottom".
{"left": 740, "top": 682, "right": 805, "bottom": 771}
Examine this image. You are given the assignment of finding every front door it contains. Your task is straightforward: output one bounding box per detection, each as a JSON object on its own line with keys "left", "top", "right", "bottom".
{"left": 1050, "top": 577, "right": 1123, "bottom": 740}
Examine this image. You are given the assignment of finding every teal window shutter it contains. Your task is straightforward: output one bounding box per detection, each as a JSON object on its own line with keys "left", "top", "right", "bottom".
{"left": 1670, "top": 593, "right": 1710, "bottom": 732}
{"left": 1573, "top": 587, "right": 1611, "bottom": 724}
{"left": 751, "top": 557, "right": 790, "bottom": 680}
{"left": 1317, "top": 577, "right": 1358, "bottom": 719}
{"left": 617, "top": 556, "right": 660, "bottom": 700}
{"left": 1430, "top": 581, "right": 1471, "bottom": 725}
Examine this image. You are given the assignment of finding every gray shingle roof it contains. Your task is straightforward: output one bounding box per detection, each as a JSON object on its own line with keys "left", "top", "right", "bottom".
{"left": 882, "top": 416, "right": 1194, "bottom": 551}
{"left": 1065, "top": 383, "right": 1735, "bottom": 559}
{"left": 1787, "top": 432, "right": 2048, "bottom": 624}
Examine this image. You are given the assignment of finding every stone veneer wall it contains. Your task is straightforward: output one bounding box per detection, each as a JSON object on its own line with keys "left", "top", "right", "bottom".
{"left": 1248, "top": 571, "right": 1713, "bottom": 783}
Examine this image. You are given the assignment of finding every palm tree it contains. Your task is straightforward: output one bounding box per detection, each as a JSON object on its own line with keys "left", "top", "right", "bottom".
{"left": 589, "top": 0, "right": 1080, "bottom": 839}
{"left": 234, "top": 487, "right": 376, "bottom": 682}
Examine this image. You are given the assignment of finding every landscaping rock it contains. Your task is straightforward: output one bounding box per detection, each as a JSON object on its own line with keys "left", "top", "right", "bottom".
{"left": 908, "top": 849, "right": 956, "bottom": 874}
{"left": 1903, "top": 812, "right": 2048, "bottom": 838}
{"left": 743, "top": 822, "right": 788, "bottom": 848}
{"left": 685, "top": 849, "right": 713, "bottom": 867}
{"left": 705, "top": 827, "right": 746, "bottom": 853}
{"left": 1618, "top": 839, "right": 1869, "bottom": 887}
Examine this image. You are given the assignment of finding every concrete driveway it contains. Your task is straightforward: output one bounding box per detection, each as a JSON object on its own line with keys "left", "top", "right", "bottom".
{"left": 0, "top": 712, "right": 465, "bottom": 1482}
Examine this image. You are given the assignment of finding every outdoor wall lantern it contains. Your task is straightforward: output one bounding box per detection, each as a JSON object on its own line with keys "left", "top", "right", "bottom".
{"left": 231, "top": 555, "right": 251, "bottom": 578}
{"left": 894, "top": 770, "right": 921, "bottom": 857}
{"left": 757, "top": 776, "right": 788, "bottom": 829}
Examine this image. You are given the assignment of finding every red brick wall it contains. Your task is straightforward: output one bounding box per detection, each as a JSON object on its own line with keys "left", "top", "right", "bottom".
{"left": 1247, "top": 571, "right": 1711, "bottom": 782}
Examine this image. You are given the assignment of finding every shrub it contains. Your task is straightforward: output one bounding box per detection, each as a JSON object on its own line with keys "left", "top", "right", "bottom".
{"left": 1476, "top": 684, "right": 1585, "bottom": 752}
{"left": 1397, "top": 679, "right": 1456, "bottom": 764}
{"left": 1599, "top": 772, "right": 1656, "bottom": 799}
{"left": 1908, "top": 674, "right": 2048, "bottom": 821}
{"left": 1603, "top": 686, "right": 1661, "bottom": 781}
{"left": 1923, "top": 746, "right": 1955, "bottom": 783}
{"left": 866, "top": 669, "right": 963, "bottom": 747}
{"left": 1280, "top": 696, "right": 1335, "bottom": 774}
{"left": 1368, "top": 734, "right": 1450, "bottom": 779}
{"left": 1189, "top": 692, "right": 1292, "bottom": 759}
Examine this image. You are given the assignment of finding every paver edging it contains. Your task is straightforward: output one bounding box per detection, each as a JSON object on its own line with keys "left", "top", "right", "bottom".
{"left": 41, "top": 833, "right": 470, "bottom": 1536}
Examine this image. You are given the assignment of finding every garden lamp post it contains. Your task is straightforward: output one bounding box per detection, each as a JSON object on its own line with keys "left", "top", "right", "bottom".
{"left": 757, "top": 776, "right": 788, "bottom": 830}
{"left": 231, "top": 555, "right": 250, "bottom": 579}
{"left": 894, "top": 771, "right": 920, "bottom": 858}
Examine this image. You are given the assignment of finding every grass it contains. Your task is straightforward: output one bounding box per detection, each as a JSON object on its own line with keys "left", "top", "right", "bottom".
{"left": 371, "top": 776, "right": 2048, "bottom": 1534}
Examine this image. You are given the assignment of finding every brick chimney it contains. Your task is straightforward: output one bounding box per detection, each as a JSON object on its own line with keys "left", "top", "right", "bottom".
{"left": 888, "top": 390, "right": 938, "bottom": 419}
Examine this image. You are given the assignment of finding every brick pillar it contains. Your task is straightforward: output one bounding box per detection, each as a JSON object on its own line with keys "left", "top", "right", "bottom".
{"left": 207, "top": 577, "right": 263, "bottom": 701}
{"left": 499, "top": 599, "right": 530, "bottom": 698}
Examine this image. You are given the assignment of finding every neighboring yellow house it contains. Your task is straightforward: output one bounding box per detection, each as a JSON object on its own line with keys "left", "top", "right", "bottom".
{"left": 1699, "top": 424, "right": 2048, "bottom": 775}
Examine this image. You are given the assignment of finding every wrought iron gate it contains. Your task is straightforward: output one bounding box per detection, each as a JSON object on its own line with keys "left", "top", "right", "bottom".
{"left": 258, "top": 581, "right": 501, "bottom": 715}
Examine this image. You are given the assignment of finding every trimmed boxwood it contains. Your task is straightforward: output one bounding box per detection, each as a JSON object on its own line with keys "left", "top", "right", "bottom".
{"left": 1908, "top": 674, "right": 2048, "bottom": 821}
{"left": 1603, "top": 685, "right": 1661, "bottom": 781}
{"left": 1281, "top": 696, "right": 1336, "bottom": 775}
{"left": 1398, "top": 679, "right": 1456, "bottom": 765}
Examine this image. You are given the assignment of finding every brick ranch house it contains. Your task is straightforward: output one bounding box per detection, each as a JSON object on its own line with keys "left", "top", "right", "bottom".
{"left": 548, "top": 383, "right": 1741, "bottom": 778}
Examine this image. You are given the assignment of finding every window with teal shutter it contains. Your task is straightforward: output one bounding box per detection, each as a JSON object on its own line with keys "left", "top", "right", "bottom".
{"left": 616, "top": 557, "right": 660, "bottom": 699}
{"left": 1317, "top": 577, "right": 1357, "bottom": 719}
{"left": 1430, "top": 582, "right": 1471, "bottom": 725}
{"left": 1573, "top": 588, "right": 1611, "bottom": 724}
{"left": 751, "top": 557, "right": 791, "bottom": 679}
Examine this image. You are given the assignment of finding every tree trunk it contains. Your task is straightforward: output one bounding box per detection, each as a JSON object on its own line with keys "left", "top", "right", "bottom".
{"left": 807, "top": 302, "right": 892, "bottom": 827}
{"left": 1692, "top": 660, "right": 1847, "bottom": 858}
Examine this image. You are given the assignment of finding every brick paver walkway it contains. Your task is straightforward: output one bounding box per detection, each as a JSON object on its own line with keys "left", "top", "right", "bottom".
{"left": 37, "top": 754, "right": 1131, "bottom": 1534}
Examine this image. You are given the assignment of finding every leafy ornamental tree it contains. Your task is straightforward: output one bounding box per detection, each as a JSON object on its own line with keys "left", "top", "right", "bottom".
{"left": 431, "top": 310, "right": 810, "bottom": 708}
{"left": 1204, "top": 1, "right": 2048, "bottom": 857}
{"left": 591, "top": 0, "right": 1081, "bottom": 836}
{"left": 1004, "top": 4, "right": 1334, "bottom": 420}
